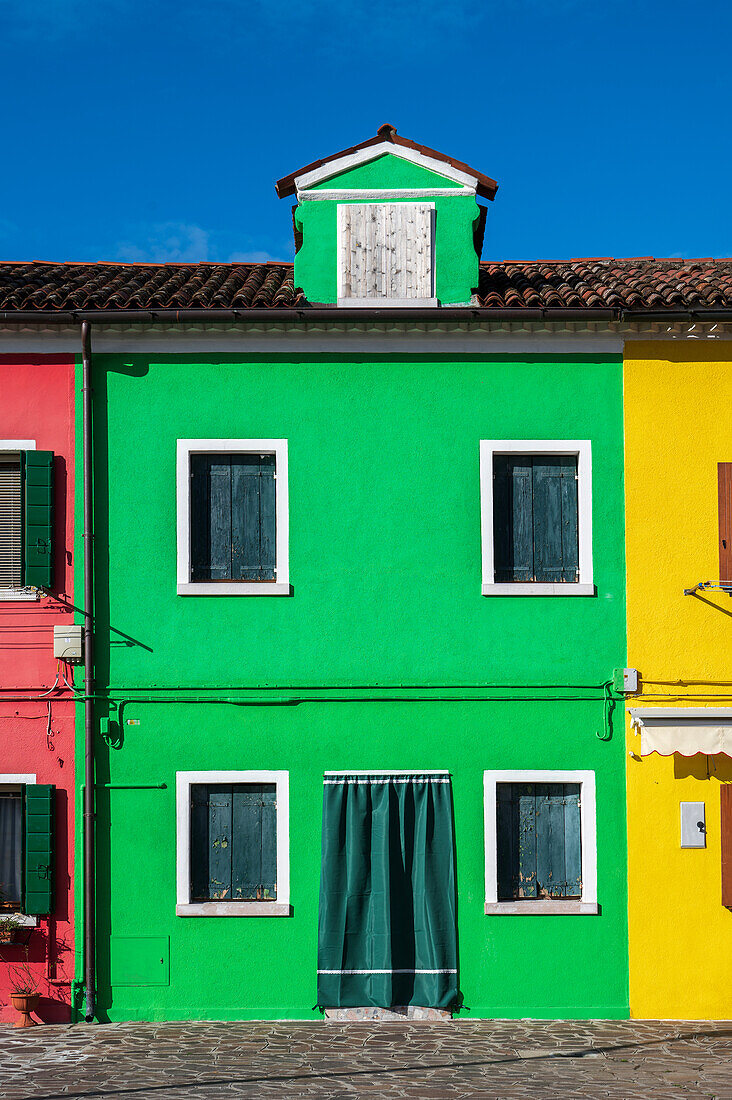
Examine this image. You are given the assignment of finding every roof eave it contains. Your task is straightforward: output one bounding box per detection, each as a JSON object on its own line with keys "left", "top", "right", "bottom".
{"left": 275, "top": 126, "right": 498, "bottom": 201}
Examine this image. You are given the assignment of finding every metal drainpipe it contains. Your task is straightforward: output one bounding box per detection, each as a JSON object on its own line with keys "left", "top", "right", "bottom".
{"left": 80, "top": 321, "right": 95, "bottom": 1022}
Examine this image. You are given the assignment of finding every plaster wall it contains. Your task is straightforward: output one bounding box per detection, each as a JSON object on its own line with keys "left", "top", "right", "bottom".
{"left": 0, "top": 355, "right": 75, "bottom": 1023}
{"left": 624, "top": 342, "right": 732, "bottom": 1019}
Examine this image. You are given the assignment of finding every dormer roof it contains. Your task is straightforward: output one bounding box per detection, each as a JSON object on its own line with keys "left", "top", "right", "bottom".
{"left": 275, "top": 124, "right": 499, "bottom": 201}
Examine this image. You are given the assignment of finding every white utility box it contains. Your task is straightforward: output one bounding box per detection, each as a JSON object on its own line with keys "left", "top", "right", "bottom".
{"left": 680, "top": 801, "right": 706, "bottom": 848}
{"left": 53, "top": 624, "right": 83, "bottom": 662}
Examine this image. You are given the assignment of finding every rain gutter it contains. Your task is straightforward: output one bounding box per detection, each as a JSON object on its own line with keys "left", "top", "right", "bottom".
{"left": 80, "top": 321, "right": 96, "bottom": 1022}
{"left": 1, "top": 307, "right": 731, "bottom": 325}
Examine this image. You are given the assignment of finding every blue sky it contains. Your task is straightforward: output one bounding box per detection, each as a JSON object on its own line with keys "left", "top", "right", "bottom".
{"left": 2, "top": 0, "right": 729, "bottom": 264}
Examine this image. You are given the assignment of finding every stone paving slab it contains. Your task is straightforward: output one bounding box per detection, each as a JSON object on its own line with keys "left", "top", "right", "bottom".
{"left": 0, "top": 1019, "right": 730, "bottom": 1099}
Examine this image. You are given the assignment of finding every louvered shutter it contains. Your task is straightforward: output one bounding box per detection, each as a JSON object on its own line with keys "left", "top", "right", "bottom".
{"left": 719, "top": 463, "right": 732, "bottom": 585}
{"left": 24, "top": 784, "right": 54, "bottom": 915}
{"left": 0, "top": 456, "right": 22, "bottom": 588}
{"left": 338, "top": 203, "right": 433, "bottom": 300}
{"left": 23, "top": 450, "right": 54, "bottom": 589}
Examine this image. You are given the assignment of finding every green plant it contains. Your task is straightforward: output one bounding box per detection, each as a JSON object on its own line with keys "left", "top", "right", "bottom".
{"left": 7, "top": 949, "right": 40, "bottom": 996}
{"left": 0, "top": 913, "right": 23, "bottom": 942}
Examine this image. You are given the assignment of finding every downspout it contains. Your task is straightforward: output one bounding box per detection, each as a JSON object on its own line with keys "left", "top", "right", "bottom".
{"left": 80, "top": 321, "right": 95, "bottom": 1022}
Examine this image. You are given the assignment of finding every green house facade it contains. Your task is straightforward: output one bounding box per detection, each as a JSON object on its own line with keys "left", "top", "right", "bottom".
{"left": 52, "top": 128, "right": 629, "bottom": 1020}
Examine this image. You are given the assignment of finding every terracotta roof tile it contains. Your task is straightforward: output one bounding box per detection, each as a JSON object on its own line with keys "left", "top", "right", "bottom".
{"left": 0, "top": 261, "right": 299, "bottom": 312}
{"left": 476, "top": 258, "right": 732, "bottom": 311}
{"left": 0, "top": 257, "right": 731, "bottom": 314}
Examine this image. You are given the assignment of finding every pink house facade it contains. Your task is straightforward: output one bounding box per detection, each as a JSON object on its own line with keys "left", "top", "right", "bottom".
{"left": 0, "top": 354, "right": 76, "bottom": 1023}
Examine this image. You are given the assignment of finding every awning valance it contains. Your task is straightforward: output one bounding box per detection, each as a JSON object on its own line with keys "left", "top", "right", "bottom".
{"left": 630, "top": 709, "right": 732, "bottom": 757}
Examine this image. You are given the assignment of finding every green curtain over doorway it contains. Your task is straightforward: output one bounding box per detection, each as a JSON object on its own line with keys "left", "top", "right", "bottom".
{"left": 317, "top": 773, "right": 458, "bottom": 1009}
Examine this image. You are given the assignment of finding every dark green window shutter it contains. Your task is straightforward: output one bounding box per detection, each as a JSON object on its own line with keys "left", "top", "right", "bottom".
{"left": 497, "top": 783, "right": 582, "bottom": 901}
{"left": 232, "top": 785, "right": 277, "bottom": 900}
{"left": 190, "top": 454, "right": 276, "bottom": 582}
{"left": 493, "top": 457, "right": 533, "bottom": 582}
{"left": 24, "top": 784, "right": 54, "bottom": 915}
{"left": 493, "top": 455, "right": 578, "bottom": 583}
{"left": 190, "top": 783, "right": 277, "bottom": 902}
{"left": 23, "top": 450, "right": 54, "bottom": 589}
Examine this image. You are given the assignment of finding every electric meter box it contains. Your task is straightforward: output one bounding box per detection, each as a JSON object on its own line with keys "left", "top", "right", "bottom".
{"left": 53, "top": 624, "right": 83, "bottom": 662}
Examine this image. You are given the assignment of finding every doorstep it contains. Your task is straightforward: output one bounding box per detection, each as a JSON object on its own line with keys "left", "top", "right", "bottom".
{"left": 324, "top": 1006, "right": 452, "bottom": 1021}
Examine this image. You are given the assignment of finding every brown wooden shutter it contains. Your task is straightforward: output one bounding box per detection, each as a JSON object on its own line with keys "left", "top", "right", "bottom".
{"left": 721, "top": 784, "right": 732, "bottom": 908}
{"left": 719, "top": 463, "right": 732, "bottom": 584}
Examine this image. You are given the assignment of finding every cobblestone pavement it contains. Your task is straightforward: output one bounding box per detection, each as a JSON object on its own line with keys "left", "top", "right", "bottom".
{"left": 1, "top": 1019, "right": 731, "bottom": 1099}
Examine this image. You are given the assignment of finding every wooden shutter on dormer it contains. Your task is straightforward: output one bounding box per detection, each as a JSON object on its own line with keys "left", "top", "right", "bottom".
{"left": 719, "top": 463, "right": 732, "bottom": 584}
{"left": 338, "top": 203, "right": 433, "bottom": 301}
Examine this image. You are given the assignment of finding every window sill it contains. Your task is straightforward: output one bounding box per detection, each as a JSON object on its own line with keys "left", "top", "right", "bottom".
{"left": 482, "top": 583, "right": 596, "bottom": 597}
{"left": 177, "top": 902, "right": 291, "bottom": 917}
{"left": 177, "top": 582, "right": 291, "bottom": 597}
{"left": 484, "top": 900, "right": 598, "bottom": 915}
{"left": 0, "top": 588, "right": 40, "bottom": 602}
{"left": 1, "top": 913, "right": 39, "bottom": 927}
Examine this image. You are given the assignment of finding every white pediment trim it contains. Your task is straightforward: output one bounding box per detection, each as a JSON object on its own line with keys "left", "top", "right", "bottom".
{"left": 294, "top": 142, "right": 479, "bottom": 196}
{"left": 299, "top": 187, "right": 472, "bottom": 201}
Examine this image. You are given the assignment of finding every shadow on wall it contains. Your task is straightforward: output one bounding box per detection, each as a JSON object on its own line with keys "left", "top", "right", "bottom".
{"left": 0, "top": 923, "right": 73, "bottom": 1024}
{"left": 674, "top": 755, "right": 732, "bottom": 781}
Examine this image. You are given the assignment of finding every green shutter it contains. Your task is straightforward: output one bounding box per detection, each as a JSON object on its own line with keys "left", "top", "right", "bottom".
{"left": 494, "top": 456, "right": 533, "bottom": 582}
{"left": 190, "top": 783, "right": 277, "bottom": 902}
{"left": 497, "top": 783, "right": 582, "bottom": 901}
{"left": 231, "top": 785, "right": 277, "bottom": 899}
{"left": 23, "top": 450, "right": 54, "bottom": 589}
{"left": 190, "top": 454, "right": 276, "bottom": 582}
{"left": 533, "top": 457, "right": 579, "bottom": 583}
{"left": 493, "top": 455, "right": 578, "bottom": 583}
{"left": 24, "top": 784, "right": 54, "bottom": 915}
{"left": 208, "top": 785, "right": 233, "bottom": 900}
{"left": 231, "top": 455, "right": 276, "bottom": 581}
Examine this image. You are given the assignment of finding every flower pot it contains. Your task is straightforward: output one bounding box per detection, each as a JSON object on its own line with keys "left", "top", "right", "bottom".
{"left": 10, "top": 993, "right": 39, "bottom": 1028}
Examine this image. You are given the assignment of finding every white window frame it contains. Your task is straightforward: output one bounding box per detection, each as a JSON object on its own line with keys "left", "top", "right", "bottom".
{"left": 0, "top": 773, "right": 39, "bottom": 925}
{"left": 176, "top": 439, "right": 289, "bottom": 596}
{"left": 336, "top": 201, "right": 437, "bottom": 308}
{"left": 176, "top": 770, "right": 290, "bottom": 917}
{"left": 480, "top": 439, "right": 594, "bottom": 596}
{"left": 0, "top": 440, "right": 39, "bottom": 602}
{"left": 483, "top": 769, "right": 598, "bottom": 915}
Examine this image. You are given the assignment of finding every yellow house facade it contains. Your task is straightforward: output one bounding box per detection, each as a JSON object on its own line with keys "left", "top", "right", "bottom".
{"left": 624, "top": 340, "right": 732, "bottom": 1019}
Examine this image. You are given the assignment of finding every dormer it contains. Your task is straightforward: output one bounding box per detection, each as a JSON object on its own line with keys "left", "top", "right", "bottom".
{"left": 276, "top": 124, "right": 498, "bottom": 307}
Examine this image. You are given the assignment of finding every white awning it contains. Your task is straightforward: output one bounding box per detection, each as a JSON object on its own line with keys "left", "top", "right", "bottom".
{"left": 629, "top": 709, "right": 732, "bottom": 757}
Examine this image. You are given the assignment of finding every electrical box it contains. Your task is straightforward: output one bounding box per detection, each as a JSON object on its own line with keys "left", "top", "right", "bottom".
{"left": 53, "top": 624, "right": 83, "bottom": 662}
{"left": 613, "top": 667, "right": 639, "bottom": 693}
{"left": 680, "top": 801, "right": 706, "bottom": 848}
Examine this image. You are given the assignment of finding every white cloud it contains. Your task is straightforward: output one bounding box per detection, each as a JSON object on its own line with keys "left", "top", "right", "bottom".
{"left": 115, "top": 222, "right": 210, "bottom": 263}
{"left": 227, "top": 250, "right": 277, "bottom": 262}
